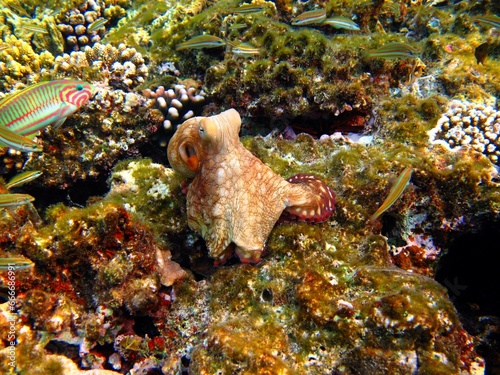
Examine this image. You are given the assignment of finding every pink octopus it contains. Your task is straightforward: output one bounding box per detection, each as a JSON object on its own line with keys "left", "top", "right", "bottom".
{"left": 167, "top": 109, "right": 335, "bottom": 264}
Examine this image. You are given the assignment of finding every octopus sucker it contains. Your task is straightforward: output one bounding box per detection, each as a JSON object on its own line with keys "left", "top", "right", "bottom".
{"left": 167, "top": 109, "right": 336, "bottom": 264}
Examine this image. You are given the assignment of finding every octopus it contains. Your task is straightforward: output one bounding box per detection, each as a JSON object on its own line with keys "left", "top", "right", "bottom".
{"left": 167, "top": 109, "right": 336, "bottom": 265}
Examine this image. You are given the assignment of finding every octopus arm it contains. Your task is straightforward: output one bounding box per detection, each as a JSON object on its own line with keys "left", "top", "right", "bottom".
{"left": 284, "top": 174, "right": 336, "bottom": 223}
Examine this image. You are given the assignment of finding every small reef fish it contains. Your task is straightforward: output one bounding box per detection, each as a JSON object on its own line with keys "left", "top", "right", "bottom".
{"left": 473, "top": 15, "right": 500, "bottom": 29}
{"left": 365, "top": 42, "right": 419, "bottom": 60}
{"left": 0, "top": 193, "right": 35, "bottom": 208}
{"left": 322, "top": 16, "right": 360, "bottom": 31}
{"left": 0, "top": 80, "right": 94, "bottom": 136}
{"left": 175, "top": 35, "right": 226, "bottom": 51}
{"left": 87, "top": 17, "right": 108, "bottom": 33}
{"left": 0, "top": 126, "right": 41, "bottom": 152}
{"left": 370, "top": 167, "right": 413, "bottom": 223}
{"left": 291, "top": 9, "right": 327, "bottom": 26}
{"left": 5, "top": 170, "right": 42, "bottom": 189}
{"left": 0, "top": 0, "right": 29, "bottom": 17}
{"left": 0, "top": 257, "right": 34, "bottom": 271}
{"left": 19, "top": 20, "right": 48, "bottom": 34}
{"left": 228, "top": 41, "right": 261, "bottom": 57}
{"left": 230, "top": 4, "right": 264, "bottom": 14}
{"left": 475, "top": 42, "right": 489, "bottom": 64}
{"left": 229, "top": 23, "right": 248, "bottom": 30}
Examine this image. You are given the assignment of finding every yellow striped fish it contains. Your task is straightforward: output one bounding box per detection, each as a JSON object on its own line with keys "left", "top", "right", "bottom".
{"left": 0, "top": 193, "right": 35, "bottom": 208}
{"left": 370, "top": 167, "right": 413, "bottom": 223}
{"left": 365, "top": 42, "right": 419, "bottom": 60}
{"left": 175, "top": 35, "right": 226, "bottom": 51}
{"left": 473, "top": 15, "right": 500, "bottom": 29}
{"left": 5, "top": 170, "right": 42, "bottom": 189}
{"left": 323, "top": 16, "right": 360, "bottom": 31}
{"left": 0, "top": 125, "right": 41, "bottom": 152}
{"left": 230, "top": 4, "right": 265, "bottom": 13}
{"left": 291, "top": 9, "right": 327, "bottom": 26}
{"left": 0, "top": 80, "right": 94, "bottom": 136}
{"left": 0, "top": 257, "right": 34, "bottom": 271}
{"left": 87, "top": 17, "right": 108, "bottom": 33}
{"left": 228, "top": 41, "right": 261, "bottom": 57}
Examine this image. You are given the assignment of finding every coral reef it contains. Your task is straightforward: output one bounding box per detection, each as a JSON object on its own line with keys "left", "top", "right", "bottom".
{"left": 429, "top": 99, "right": 500, "bottom": 165}
{"left": 1, "top": 0, "right": 500, "bottom": 372}
{"left": 0, "top": 35, "right": 55, "bottom": 91}
{"left": 54, "top": 42, "right": 148, "bottom": 89}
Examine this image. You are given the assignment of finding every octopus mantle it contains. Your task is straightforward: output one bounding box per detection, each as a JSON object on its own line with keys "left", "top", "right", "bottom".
{"left": 167, "top": 109, "right": 335, "bottom": 264}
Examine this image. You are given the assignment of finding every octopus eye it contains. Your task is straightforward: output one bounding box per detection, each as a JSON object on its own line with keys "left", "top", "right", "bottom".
{"left": 179, "top": 142, "right": 199, "bottom": 172}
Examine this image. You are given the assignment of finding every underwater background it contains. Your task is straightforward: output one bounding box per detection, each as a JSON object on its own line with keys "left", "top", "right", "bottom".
{"left": 1, "top": 0, "right": 499, "bottom": 374}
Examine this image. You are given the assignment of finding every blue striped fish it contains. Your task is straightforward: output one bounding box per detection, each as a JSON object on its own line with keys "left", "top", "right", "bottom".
{"left": 0, "top": 80, "right": 94, "bottom": 136}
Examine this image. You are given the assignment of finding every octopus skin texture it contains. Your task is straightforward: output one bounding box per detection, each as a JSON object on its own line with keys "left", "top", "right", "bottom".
{"left": 167, "top": 109, "right": 336, "bottom": 264}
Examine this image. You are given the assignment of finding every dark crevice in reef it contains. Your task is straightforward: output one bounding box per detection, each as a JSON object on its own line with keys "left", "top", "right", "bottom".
{"left": 23, "top": 174, "right": 111, "bottom": 212}
{"left": 435, "top": 220, "right": 500, "bottom": 375}
{"left": 133, "top": 315, "right": 161, "bottom": 338}
{"left": 139, "top": 132, "right": 174, "bottom": 166}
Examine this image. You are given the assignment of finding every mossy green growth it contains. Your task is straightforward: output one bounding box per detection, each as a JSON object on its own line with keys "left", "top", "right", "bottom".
{"left": 0, "top": 329, "right": 63, "bottom": 375}
{"left": 106, "top": 158, "right": 187, "bottom": 247}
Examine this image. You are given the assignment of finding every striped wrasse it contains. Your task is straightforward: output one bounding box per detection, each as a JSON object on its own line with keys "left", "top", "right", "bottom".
{"left": 5, "top": 170, "right": 42, "bottom": 189}
{"left": 230, "top": 4, "right": 265, "bottom": 13}
{"left": 0, "top": 80, "right": 94, "bottom": 136}
{"left": 18, "top": 19, "right": 48, "bottom": 34}
{"left": 0, "top": 125, "right": 41, "bottom": 152}
{"left": 364, "top": 42, "right": 419, "bottom": 60}
{"left": 228, "top": 41, "right": 261, "bottom": 57}
{"left": 87, "top": 17, "right": 108, "bottom": 33}
{"left": 291, "top": 9, "right": 327, "bottom": 26}
{"left": 176, "top": 35, "right": 226, "bottom": 51}
{"left": 370, "top": 167, "right": 413, "bottom": 223}
{"left": 322, "top": 16, "right": 360, "bottom": 31}
{"left": 473, "top": 15, "right": 500, "bottom": 29}
{"left": 0, "top": 257, "right": 34, "bottom": 271}
{"left": 0, "top": 193, "right": 35, "bottom": 208}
